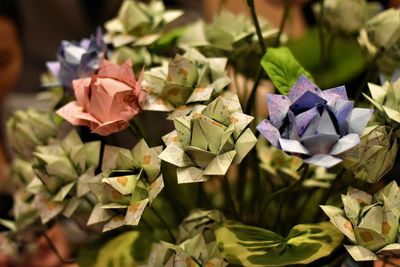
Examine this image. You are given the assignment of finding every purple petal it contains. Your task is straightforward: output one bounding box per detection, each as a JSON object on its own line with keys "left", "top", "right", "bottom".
{"left": 348, "top": 108, "right": 374, "bottom": 135}
{"left": 278, "top": 138, "right": 310, "bottom": 155}
{"left": 301, "top": 112, "right": 321, "bottom": 138}
{"left": 330, "top": 133, "right": 360, "bottom": 155}
{"left": 301, "top": 133, "right": 339, "bottom": 155}
{"left": 320, "top": 85, "right": 348, "bottom": 106}
{"left": 80, "top": 38, "right": 91, "bottom": 50}
{"left": 256, "top": 120, "right": 281, "bottom": 147}
{"left": 266, "top": 94, "right": 291, "bottom": 128}
{"left": 304, "top": 154, "right": 342, "bottom": 168}
{"left": 287, "top": 75, "right": 321, "bottom": 102}
{"left": 295, "top": 107, "right": 318, "bottom": 136}
{"left": 46, "top": 61, "right": 60, "bottom": 76}
{"left": 333, "top": 100, "right": 354, "bottom": 136}
{"left": 317, "top": 109, "right": 337, "bottom": 135}
{"left": 289, "top": 91, "right": 326, "bottom": 115}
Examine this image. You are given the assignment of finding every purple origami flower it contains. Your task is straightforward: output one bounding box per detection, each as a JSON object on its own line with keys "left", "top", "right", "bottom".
{"left": 257, "top": 75, "right": 373, "bottom": 168}
{"left": 47, "top": 27, "right": 107, "bottom": 88}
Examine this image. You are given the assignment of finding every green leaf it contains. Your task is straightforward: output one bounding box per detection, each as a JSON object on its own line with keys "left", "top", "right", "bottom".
{"left": 261, "top": 47, "right": 313, "bottom": 95}
{"left": 216, "top": 221, "right": 343, "bottom": 266}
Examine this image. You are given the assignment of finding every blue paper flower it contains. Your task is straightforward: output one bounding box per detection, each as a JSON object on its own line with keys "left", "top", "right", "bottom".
{"left": 257, "top": 75, "right": 373, "bottom": 168}
{"left": 47, "top": 27, "right": 107, "bottom": 88}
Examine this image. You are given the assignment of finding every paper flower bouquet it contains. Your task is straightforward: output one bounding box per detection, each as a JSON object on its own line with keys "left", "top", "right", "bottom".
{"left": 2, "top": 0, "right": 400, "bottom": 266}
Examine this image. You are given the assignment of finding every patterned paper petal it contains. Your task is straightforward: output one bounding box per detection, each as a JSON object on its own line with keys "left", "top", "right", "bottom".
{"left": 125, "top": 199, "right": 149, "bottom": 226}
{"left": 348, "top": 108, "right": 373, "bottom": 135}
{"left": 330, "top": 134, "right": 360, "bottom": 155}
{"left": 266, "top": 94, "right": 291, "bottom": 128}
{"left": 177, "top": 166, "right": 209, "bottom": 184}
{"left": 287, "top": 75, "right": 321, "bottom": 102}
{"left": 303, "top": 154, "right": 342, "bottom": 168}
{"left": 278, "top": 138, "right": 310, "bottom": 155}
{"left": 256, "top": 120, "right": 281, "bottom": 147}
{"left": 320, "top": 85, "right": 348, "bottom": 106}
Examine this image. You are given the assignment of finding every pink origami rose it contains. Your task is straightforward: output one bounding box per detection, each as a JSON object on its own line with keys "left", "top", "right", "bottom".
{"left": 57, "top": 59, "right": 145, "bottom": 136}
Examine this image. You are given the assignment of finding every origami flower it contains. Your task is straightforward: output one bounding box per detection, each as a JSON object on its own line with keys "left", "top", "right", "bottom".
{"left": 257, "top": 75, "right": 373, "bottom": 168}
{"left": 358, "top": 8, "right": 400, "bottom": 76}
{"left": 341, "top": 125, "right": 398, "bottom": 183}
{"left": 364, "top": 80, "right": 400, "bottom": 131}
{"left": 142, "top": 210, "right": 227, "bottom": 267}
{"left": 47, "top": 28, "right": 107, "bottom": 88}
{"left": 312, "top": 0, "right": 380, "bottom": 35}
{"left": 179, "top": 10, "right": 280, "bottom": 77}
{"left": 142, "top": 49, "right": 230, "bottom": 119}
{"left": 7, "top": 109, "right": 61, "bottom": 160}
{"left": 30, "top": 130, "right": 100, "bottom": 224}
{"left": 56, "top": 59, "right": 144, "bottom": 136}
{"left": 159, "top": 92, "right": 257, "bottom": 183}
{"left": 87, "top": 139, "right": 164, "bottom": 232}
{"left": 321, "top": 181, "right": 400, "bottom": 261}
{"left": 105, "top": 0, "right": 182, "bottom": 68}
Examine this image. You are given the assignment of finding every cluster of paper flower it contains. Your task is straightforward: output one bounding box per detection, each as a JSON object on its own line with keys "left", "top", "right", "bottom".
{"left": 56, "top": 59, "right": 145, "bottom": 136}
{"left": 159, "top": 92, "right": 257, "bottom": 183}
{"left": 321, "top": 181, "right": 400, "bottom": 261}
{"left": 87, "top": 139, "right": 164, "bottom": 232}
{"left": 143, "top": 210, "right": 227, "bottom": 266}
{"left": 30, "top": 130, "right": 101, "bottom": 224}
{"left": 142, "top": 49, "right": 231, "bottom": 119}
{"left": 358, "top": 8, "right": 400, "bottom": 77}
{"left": 104, "top": 0, "right": 182, "bottom": 69}
{"left": 257, "top": 75, "right": 373, "bottom": 168}
{"left": 47, "top": 28, "right": 107, "bottom": 88}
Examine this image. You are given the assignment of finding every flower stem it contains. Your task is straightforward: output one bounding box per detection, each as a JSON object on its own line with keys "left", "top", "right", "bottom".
{"left": 223, "top": 175, "right": 239, "bottom": 219}
{"left": 261, "top": 163, "right": 309, "bottom": 225}
{"left": 275, "top": 0, "right": 291, "bottom": 47}
{"left": 150, "top": 206, "right": 175, "bottom": 242}
{"left": 245, "top": 68, "right": 264, "bottom": 115}
{"left": 246, "top": 0, "right": 266, "bottom": 53}
{"left": 41, "top": 231, "right": 76, "bottom": 265}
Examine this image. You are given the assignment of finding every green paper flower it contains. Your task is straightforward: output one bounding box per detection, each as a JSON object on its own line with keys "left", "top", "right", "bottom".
{"left": 105, "top": 0, "right": 183, "bottom": 69}
{"left": 142, "top": 210, "right": 227, "bottom": 267}
{"left": 142, "top": 49, "right": 231, "bottom": 119}
{"left": 87, "top": 139, "right": 164, "bottom": 232}
{"left": 31, "top": 130, "right": 100, "bottom": 224}
{"left": 179, "top": 10, "right": 280, "bottom": 76}
{"left": 6, "top": 108, "right": 61, "bottom": 160}
{"left": 341, "top": 125, "right": 398, "bottom": 183}
{"left": 321, "top": 181, "right": 400, "bottom": 261}
{"left": 159, "top": 92, "right": 257, "bottom": 184}
{"left": 313, "top": 0, "right": 380, "bottom": 35}
{"left": 364, "top": 80, "right": 400, "bottom": 132}
{"left": 358, "top": 8, "right": 400, "bottom": 76}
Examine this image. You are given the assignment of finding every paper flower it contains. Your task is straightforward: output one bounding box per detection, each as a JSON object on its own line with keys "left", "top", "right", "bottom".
{"left": 105, "top": 0, "right": 182, "bottom": 69}
{"left": 341, "top": 125, "right": 398, "bottom": 183}
{"left": 312, "top": 0, "right": 380, "bottom": 35}
{"left": 30, "top": 130, "right": 101, "bottom": 224}
{"left": 159, "top": 92, "right": 257, "bottom": 183}
{"left": 358, "top": 8, "right": 400, "bottom": 76}
{"left": 56, "top": 59, "right": 144, "bottom": 136}
{"left": 7, "top": 109, "right": 61, "bottom": 160}
{"left": 364, "top": 80, "right": 400, "bottom": 131}
{"left": 321, "top": 181, "right": 400, "bottom": 261}
{"left": 87, "top": 139, "right": 164, "bottom": 232}
{"left": 142, "top": 49, "right": 230, "bottom": 119}
{"left": 179, "top": 10, "right": 280, "bottom": 77}
{"left": 47, "top": 28, "right": 107, "bottom": 88}
{"left": 142, "top": 210, "right": 227, "bottom": 267}
{"left": 257, "top": 75, "right": 373, "bottom": 168}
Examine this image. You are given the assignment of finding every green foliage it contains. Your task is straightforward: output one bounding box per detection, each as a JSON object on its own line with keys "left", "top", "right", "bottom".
{"left": 215, "top": 221, "right": 343, "bottom": 266}
{"left": 78, "top": 231, "right": 152, "bottom": 267}
{"left": 261, "top": 47, "right": 313, "bottom": 95}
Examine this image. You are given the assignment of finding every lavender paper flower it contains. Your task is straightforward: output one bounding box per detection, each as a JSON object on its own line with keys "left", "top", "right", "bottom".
{"left": 47, "top": 28, "right": 107, "bottom": 88}
{"left": 257, "top": 75, "right": 373, "bottom": 168}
